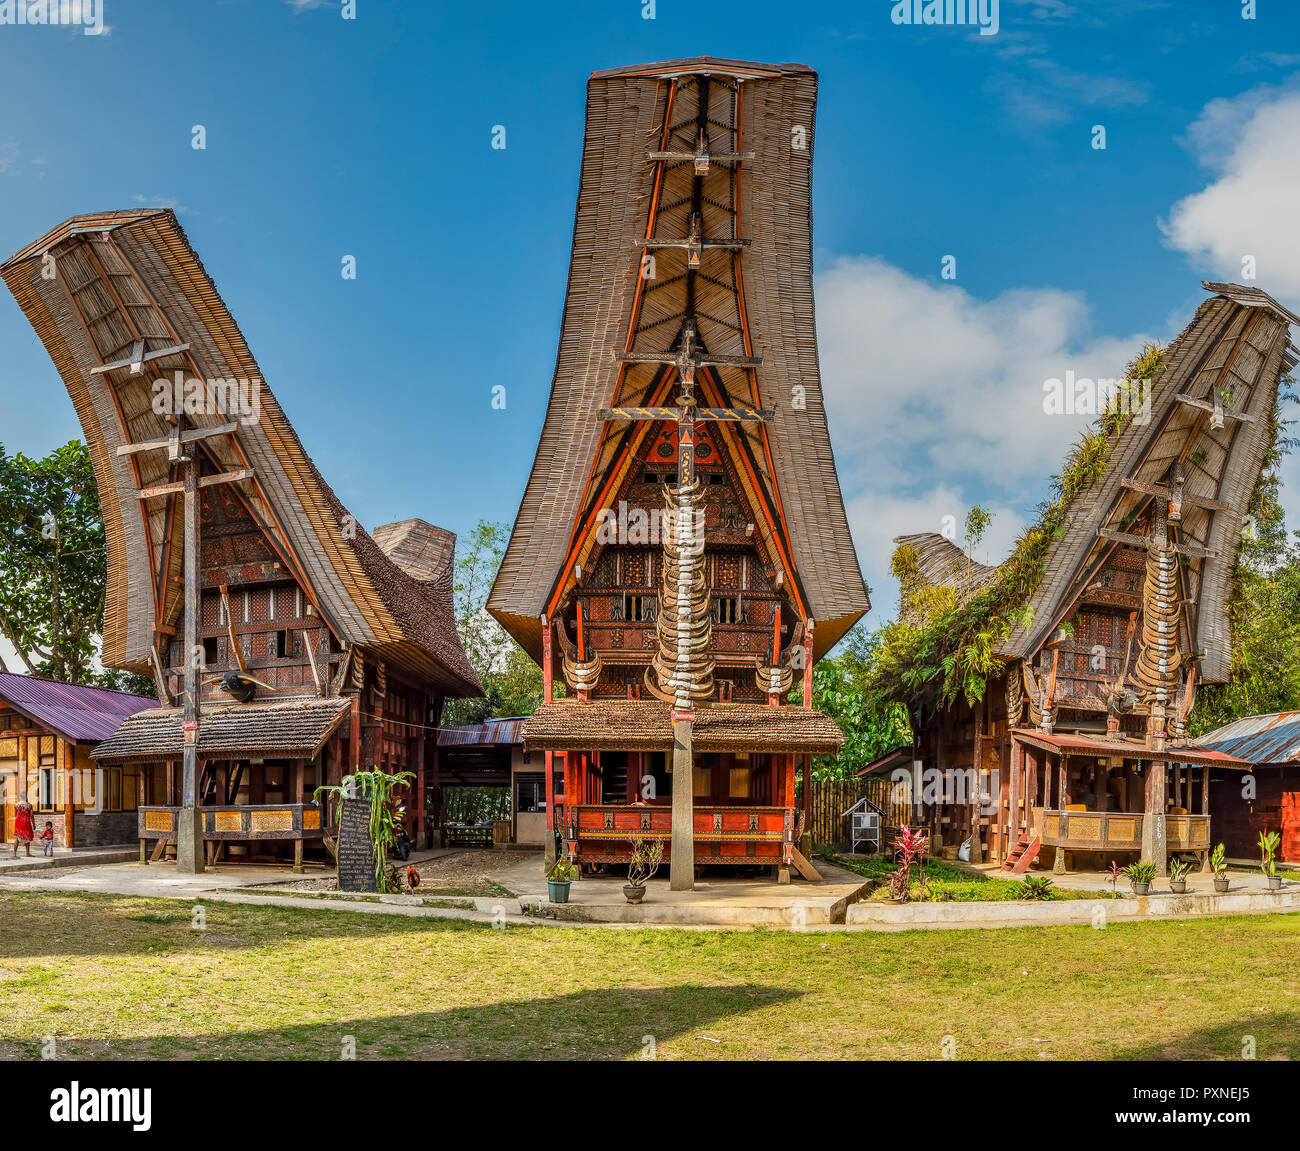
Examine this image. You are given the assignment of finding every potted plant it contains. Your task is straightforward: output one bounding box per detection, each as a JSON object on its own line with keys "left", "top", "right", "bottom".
{"left": 1210, "top": 843, "right": 1230, "bottom": 892}
{"left": 1168, "top": 857, "right": 1193, "bottom": 894}
{"left": 548, "top": 857, "right": 577, "bottom": 903}
{"left": 1259, "top": 830, "right": 1282, "bottom": 890}
{"left": 623, "top": 838, "right": 663, "bottom": 904}
{"left": 1122, "top": 859, "right": 1157, "bottom": 895}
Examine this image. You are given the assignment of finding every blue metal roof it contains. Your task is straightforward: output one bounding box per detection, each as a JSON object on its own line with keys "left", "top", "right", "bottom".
{"left": 1192, "top": 712, "right": 1300, "bottom": 765}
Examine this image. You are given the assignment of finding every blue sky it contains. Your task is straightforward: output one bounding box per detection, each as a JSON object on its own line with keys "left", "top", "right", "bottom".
{"left": 1, "top": 0, "right": 1298, "bottom": 650}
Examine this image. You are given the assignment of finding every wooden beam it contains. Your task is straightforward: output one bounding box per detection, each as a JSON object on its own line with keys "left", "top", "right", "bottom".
{"left": 219, "top": 586, "right": 247, "bottom": 673}
{"left": 1097, "top": 526, "right": 1218, "bottom": 559}
{"left": 89, "top": 340, "right": 189, "bottom": 375}
{"left": 137, "top": 468, "right": 254, "bottom": 500}
{"left": 116, "top": 421, "right": 239, "bottom": 457}
{"left": 302, "top": 630, "right": 323, "bottom": 697}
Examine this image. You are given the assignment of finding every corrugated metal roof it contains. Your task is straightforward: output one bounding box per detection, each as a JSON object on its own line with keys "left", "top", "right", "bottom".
{"left": 1192, "top": 712, "right": 1300, "bottom": 765}
{"left": 437, "top": 717, "right": 526, "bottom": 747}
{"left": 1012, "top": 727, "right": 1250, "bottom": 768}
{"left": 0, "top": 672, "right": 158, "bottom": 743}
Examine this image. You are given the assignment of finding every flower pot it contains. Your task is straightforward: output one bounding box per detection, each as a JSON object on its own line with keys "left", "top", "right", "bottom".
{"left": 1213, "top": 877, "right": 1229, "bottom": 893}
{"left": 1267, "top": 875, "right": 1282, "bottom": 890}
{"left": 1170, "top": 880, "right": 1187, "bottom": 894}
{"left": 623, "top": 884, "right": 646, "bottom": 904}
{"left": 547, "top": 879, "right": 571, "bottom": 904}
{"left": 1130, "top": 881, "right": 1150, "bottom": 896}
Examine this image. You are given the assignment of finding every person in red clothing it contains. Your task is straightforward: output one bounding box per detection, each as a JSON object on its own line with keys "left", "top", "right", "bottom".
{"left": 41, "top": 820, "right": 55, "bottom": 857}
{"left": 12, "top": 801, "right": 34, "bottom": 857}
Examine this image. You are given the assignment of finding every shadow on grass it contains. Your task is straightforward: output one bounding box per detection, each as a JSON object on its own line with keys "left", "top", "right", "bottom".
{"left": 0, "top": 889, "right": 530, "bottom": 960}
{"left": 1114, "top": 1012, "right": 1300, "bottom": 1061}
{"left": 6, "top": 984, "right": 802, "bottom": 1060}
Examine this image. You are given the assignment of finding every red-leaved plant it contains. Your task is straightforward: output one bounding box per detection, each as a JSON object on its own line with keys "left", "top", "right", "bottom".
{"left": 888, "top": 825, "right": 928, "bottom": 902}
{"left": 1107, "top": 859, "right": 1123, "bottom": 891}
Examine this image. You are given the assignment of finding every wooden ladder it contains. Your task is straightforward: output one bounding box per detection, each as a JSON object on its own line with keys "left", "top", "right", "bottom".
{"left": 1001, "top": 833, "right": 1041, "bottom": 873}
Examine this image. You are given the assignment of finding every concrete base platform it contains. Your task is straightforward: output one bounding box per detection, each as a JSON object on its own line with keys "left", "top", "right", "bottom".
{"left": 498, "top": 855, "right": 870, "bottom": 926}
{"left": 0, "top": 844, "right": 137, "bottom": 874}
{"left": 846, "top": 885, "right": 1300, "bottom": 929}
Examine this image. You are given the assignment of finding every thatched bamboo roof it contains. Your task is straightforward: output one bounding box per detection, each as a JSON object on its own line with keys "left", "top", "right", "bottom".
{"left": 487, "top": 57, "right": 869, "bottom": 663}
{"left": 893, "top": 282, "right": 1298, "bottom": 684}
{"left": 522, "top": 699, "right": 844, "bottom": 753}
{"left": 2, "top": 210, "right": 480, "bottom": 698}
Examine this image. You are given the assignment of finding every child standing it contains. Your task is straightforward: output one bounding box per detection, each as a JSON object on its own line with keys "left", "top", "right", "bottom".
{"left": 41, "top": 821, "right": 54, "bottom": 856}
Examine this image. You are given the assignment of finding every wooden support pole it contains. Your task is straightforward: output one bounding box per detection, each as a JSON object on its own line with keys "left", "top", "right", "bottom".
{"left": 970, "top": 703, "right": 985, "bottom": 864}
{"left": 1024, "top": 746, "right": 1039, "bottom": 841}
{"left": 541, "top": 615, "right": 553, "bottom": 704}
{"left": 414, "top": 694, "right": 427, "bottom": 849}
{"left": 176, "top": 454, "right": 205, "bottom": 875}
{"left": 1008, "top": 739, "right": 1022, "bottom": 849}
{"left": 802, "top": 619, "right": 815, "bottom": 707}
{"left": 1200, "top": 762, "right": 1212, "bottom": 871}
{"left": 1142, "top": 760, "right": 1168, "bottom": 873}
{"left": 670, "top": 717, "right": 695, "bottom": 890}
{"left": 62, "top": 740, "right": 76, "bottom": 848}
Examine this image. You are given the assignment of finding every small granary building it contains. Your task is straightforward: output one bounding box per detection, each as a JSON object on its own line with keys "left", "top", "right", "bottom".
{"left": 0, "top": 673, "right": 157, "bottom": 848}
{"left": 1193, "top": 712, "right": 1300, "bottom": 864}
{"left": 1, "top": 211, "right": 481, "bottom": 868}
{"left": 880, "top": 284, "right": 1297, "bottom": 874}
{"left": 489, "top": 58, "right": 870, "bottom": 884}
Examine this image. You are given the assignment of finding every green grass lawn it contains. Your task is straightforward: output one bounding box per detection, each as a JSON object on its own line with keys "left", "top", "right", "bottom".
{"left": 0, "top": 891, "right": 1294, "bottom": 1061}
{"left": 832, "top": 853, "right": 1119, "bottom": 901}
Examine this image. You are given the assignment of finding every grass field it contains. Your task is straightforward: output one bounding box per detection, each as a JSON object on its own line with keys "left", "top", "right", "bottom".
{"left": 0, "top": 891, "right": 1294, "bottom": 1060}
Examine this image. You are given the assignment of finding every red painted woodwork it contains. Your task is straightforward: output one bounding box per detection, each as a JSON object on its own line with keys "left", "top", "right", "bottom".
{"left": 565, "top": 803, "right": 795, "bottom": 865}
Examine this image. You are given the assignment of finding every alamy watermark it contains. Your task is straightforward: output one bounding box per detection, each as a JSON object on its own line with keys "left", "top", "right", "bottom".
{"left": 891, "top": 0, "right": 999, "bottom": 37}
{"left": 0, "top": 1, "right": 106, "bottom": 36}
{"left": 1043, "top": 371, "right": 1152, "bottom": 426}
{"left": 151, "top": 372, "right": 262, "bottom": 428}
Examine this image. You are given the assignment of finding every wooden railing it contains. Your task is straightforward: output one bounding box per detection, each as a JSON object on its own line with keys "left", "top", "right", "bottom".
{"left": 1039, "top": 809, "right": 1210, "bottom": 851}
{"left": 139, "top": 803, "right": 325, "bottom": 841}
{"left": 565, "top": 803, "right": 795, "bottom": 865}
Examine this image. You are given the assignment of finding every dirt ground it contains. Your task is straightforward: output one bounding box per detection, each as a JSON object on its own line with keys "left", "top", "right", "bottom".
{"left": 269, "top": 848, "right": 524, "bottom": 897}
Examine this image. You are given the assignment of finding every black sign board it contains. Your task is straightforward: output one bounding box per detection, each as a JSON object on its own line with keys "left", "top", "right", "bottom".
{"left": 338, "top": 795, "right": 378, "bottom": 893}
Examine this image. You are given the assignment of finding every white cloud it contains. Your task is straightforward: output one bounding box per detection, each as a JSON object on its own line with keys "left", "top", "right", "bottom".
{"left": 844, "top": 484, "right": 1025, "bottom": 619}
{"left": 1162, "top": 85, "right": 1300, "bottom": 306}
{"left": 816, "top": 256, "right": 1152, "bottom": 620}
{"left": 818, "top": 256, "right": 1152, "bottom": 494}
{"left": 133, "top": 195, "right": 188, "bottom": 214}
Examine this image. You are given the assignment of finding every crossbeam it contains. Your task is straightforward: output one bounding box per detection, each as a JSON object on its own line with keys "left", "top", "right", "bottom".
{"left": 116, "top": 421, "right": 239, "bottom": 458}
{"left": 614, "top": 350, "right": 762, "bottom": 368}
{"left": 89, "top": 340, "right": 190, "bottom": 376}
{"left": 138, "top": 467, "right": 254, "bottom": 501}
{"left": 1098, "top": 526, "right": 1218, "bottom": 559}
{"left": 1120, "top": 477, "right": 1229, "bottom": 513}
{"left": 600, "top": 405, "right": 772, "bottom": 423}
{"left": 636, "top": 237, "right": 750, "bottom": 250}
{"left": 1175, "top": 392, "right": 1255, "bottom": 427}
{"left": 648, "top": 150, "right": 754, "bottom": 163}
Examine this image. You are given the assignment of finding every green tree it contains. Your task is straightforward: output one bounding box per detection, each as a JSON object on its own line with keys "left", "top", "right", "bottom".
{"left": 442, "top": 520, "right": 547, "bottom": 724}
{"left": 0, "top": 440, "right": 154, "bottom": 695}
{"left": 789, "top": 623, "right": 911, "bottom": 780}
